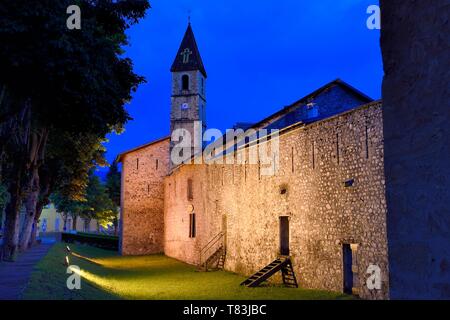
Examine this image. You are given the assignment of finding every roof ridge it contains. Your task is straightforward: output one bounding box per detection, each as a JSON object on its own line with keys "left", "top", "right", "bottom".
{"left": 247, "top": 79, "right": 373, "bottom": 131}
{"left": 116, "top": 135, "right": 170, "bottom": 162}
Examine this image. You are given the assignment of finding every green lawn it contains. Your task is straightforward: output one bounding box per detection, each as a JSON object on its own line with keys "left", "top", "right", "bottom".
{"left": 23, "top": 243, "right": 352, "bottom": 300}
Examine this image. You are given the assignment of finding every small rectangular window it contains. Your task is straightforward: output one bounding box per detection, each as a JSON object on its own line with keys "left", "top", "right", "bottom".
{"left": 136, "top": 158, "right": 139, "bottom": 170}
{"left": 258, "top": 161, "right": 261, "bottom": 180}
{"left": 187, "top": 178, "right": 193, "bottom": 201}
{"left": 189, "top": 213, "right": 196, "bottom": 238}
{"left": 156, "top": 159, "right": 159, "bottom": 170}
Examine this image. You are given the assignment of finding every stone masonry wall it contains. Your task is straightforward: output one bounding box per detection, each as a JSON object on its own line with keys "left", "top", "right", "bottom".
{"left": 120, "top": 138, "right": 170, "bottom": 255}
{"left": 381, "top": 1, "right": 450, "bottom": 299}
{"left": 164, "top": 164, "right": 213, "bottom": 265}
{"left": 164, "top": 102, "right": 388, "bottom": 299}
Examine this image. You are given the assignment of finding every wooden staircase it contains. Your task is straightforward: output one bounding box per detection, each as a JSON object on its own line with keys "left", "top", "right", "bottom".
{"left": 217, "top": 247, "right": 226, "bottom": 269}
{"left": 281, "top": 258, "right": 298, "bottom": 288}
{"left": 198, "top": 232, "right": 226, "bottom": 271}
{"left": 201, "top": 245, "right": 225, "bottom": 271}
{"left": 240, "top": 256, "right": 298, "bottom": 288}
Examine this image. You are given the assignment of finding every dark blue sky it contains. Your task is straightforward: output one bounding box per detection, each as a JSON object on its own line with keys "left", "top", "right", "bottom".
{"left": 102, "top": 0, "right": 381, "bottom": 171}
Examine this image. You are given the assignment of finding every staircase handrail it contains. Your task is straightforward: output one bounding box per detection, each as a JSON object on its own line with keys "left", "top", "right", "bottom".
{"left": 199, "top": 231, "right": 224, "bottom": 266}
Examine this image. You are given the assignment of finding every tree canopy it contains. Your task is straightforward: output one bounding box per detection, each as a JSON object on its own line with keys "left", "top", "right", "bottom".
{"left": 0, "top": 0, "right": 150, "bottom": 135}
{"left": 0, "top": 0, "right": 150, "bottom": 259}
{"left": 52, "top": 170, "right": 117, "bottom": 230}
{"left": 106, "top": 160, "right": 121, "bottom": 208}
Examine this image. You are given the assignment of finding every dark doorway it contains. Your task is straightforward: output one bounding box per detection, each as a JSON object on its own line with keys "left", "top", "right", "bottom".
{"left": 279, "top": 216, "right": 290, "bottom": 256}
{"left": 343, "top": 244, "right": 353, "bottom": 294}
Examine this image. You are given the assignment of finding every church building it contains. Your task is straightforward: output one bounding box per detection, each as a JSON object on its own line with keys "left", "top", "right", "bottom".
{"left": 117, "top": 23, "right": 388, "bottom": 300}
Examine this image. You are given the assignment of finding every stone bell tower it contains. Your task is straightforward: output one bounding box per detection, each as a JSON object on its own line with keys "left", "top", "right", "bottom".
{"left": 169, "top": 22, "right": 207, "bottom": 169}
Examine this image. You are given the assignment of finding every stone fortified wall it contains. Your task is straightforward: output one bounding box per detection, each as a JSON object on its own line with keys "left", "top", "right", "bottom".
{"left": 164, "top": 102, "right": 388, "bottom": 299}
{"left": 120, "top": 138, "right": 170, "bottom": 255}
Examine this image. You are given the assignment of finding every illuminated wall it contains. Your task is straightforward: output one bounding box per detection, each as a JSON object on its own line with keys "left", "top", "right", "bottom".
{"left": 164, "top": 102, "right": 388, "bottom": 299}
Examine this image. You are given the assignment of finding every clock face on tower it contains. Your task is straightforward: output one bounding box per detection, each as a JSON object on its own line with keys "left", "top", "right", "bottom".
{"left": 181, "top": 103, "right": 189, "bottom": 110}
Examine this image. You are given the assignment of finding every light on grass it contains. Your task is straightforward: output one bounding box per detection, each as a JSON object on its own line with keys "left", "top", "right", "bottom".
{"left": 66, "top": 245, "right": 71, "bottom": 254}
{"left": 24, "top": 243, "right": 352, "bottom": 300}
{"left": 70, "top": 267, "right": 114, "bottom": 292}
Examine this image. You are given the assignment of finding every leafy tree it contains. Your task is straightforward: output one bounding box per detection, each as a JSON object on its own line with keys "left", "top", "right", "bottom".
{"left": 85, "top": 173, "right": 116, "bottom": 230}
{"left": 27, "top": 131, "right": 108, "bottom": 247}
{"left": 106, "top": 161, "right": 121, "bottom": 207}
{"left": 52, "top": 171, "right": 116, "bottom": 233}
{"left": 50, "top": 193, "right": 81, "bottom": 231}
{"left": 106, "top": 160, "right": 121, "bottom": 233}
{"left": 0, "top": 0, "right": 150, "bottom": 260}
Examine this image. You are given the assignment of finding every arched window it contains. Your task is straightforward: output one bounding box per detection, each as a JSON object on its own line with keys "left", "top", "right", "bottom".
{"left": 182, "top": 75, "right": 189, "bottom": 90}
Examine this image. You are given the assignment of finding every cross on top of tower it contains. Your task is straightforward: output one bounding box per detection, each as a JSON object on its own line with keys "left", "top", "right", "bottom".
{"left": 181, "top": 48, "right": 193, "bottom": 64}
{"left": 170, "top": 23, "right": 207, "bottom": 77}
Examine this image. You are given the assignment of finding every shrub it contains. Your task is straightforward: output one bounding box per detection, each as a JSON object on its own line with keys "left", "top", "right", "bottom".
{"left": 61, "top": 232, "right": 118, "bottom": 251}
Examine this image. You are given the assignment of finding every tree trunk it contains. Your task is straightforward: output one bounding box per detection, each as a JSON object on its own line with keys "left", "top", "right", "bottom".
{"left": 18, "top": 128, "right": 48, "bottom": 251}
{"left": 0, "top": 100, "right": 36, "bottom": 260}
{"left": 19, "top": 196, "right": 37, "bottom": 251}
{"left": 29, "top": 221, "right": 37, "bottom": 246}
{"left": 1, "top": 173, "right": 23, "bottom": 261}
{"left": 85, "top": 218, "right": 91, "bottom": 232}
{"left": 72, "top": 215, "right": 77, "bottom": 231}
{"left": 31, "top": 165, "right": 52, "bottom": 246}
{"left": 113, "top": 217, "right": 118, "bottom": 236}
{"left": 62, "top": 212, "right": 68, "bottom": 232}
{"left": 19, "top": 170, "right": 39, "bottom": 251}
{"left": 29, "top": 203, "right": 43, "bottom": 247}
